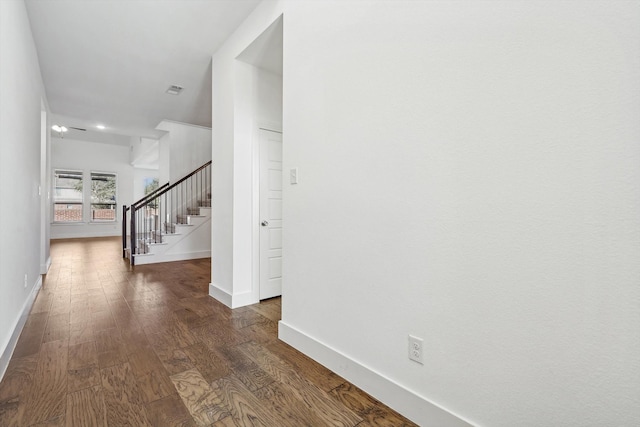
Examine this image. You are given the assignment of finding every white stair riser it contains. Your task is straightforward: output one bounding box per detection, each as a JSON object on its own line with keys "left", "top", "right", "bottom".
{"left": 133, "top": 215, "right": 211, "bottom": 264}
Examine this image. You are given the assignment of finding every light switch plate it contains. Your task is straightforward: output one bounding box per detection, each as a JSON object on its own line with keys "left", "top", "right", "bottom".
{"left": 290, "top": 168, "right": 298, "bottom": 184}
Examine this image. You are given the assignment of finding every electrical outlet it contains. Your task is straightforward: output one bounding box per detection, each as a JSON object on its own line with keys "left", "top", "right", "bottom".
{"left": 408, "top": 335, "right": 423, "bottom": 364}
{"left": 24, "top": 274, "right": 28, "bottom": 288}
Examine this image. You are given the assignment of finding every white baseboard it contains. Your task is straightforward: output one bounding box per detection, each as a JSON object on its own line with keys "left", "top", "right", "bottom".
{"left": 278, "top": 321, "right": 474, "bottom": 427}
{"left": 134, "top": 250, "right": 211, "bottom": 265}
{"left": 50, "top": 230, "right": 121, "bottom": 239}
{"left": 208, "top": 283, "right": 257, "bottom": 309}
{"left": 0, "top": 275, "right": 43, "bottom": 382}
{"left": 40, "top": 256, "right": 51, "bottom": 275}
{"left": 209, "top": 282, "right": 232, "bottom": 307}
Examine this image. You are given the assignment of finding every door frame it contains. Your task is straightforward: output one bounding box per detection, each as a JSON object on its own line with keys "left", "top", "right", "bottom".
{"left": 252, "top": 123, "right": 283, "bottom": 303}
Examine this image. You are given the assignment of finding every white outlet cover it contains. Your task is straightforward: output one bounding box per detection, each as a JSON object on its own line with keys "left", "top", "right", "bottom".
{"left": 408, "top": 334, "right": 424, "bottom": 364}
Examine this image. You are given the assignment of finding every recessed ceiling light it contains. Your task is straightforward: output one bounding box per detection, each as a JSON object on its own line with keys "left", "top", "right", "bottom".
{"left": 51, "top": 125, "right": 68, "bottom": 132}
{"left": 166, "top": 85, "right": 184, "bottom": 95}
{"left": 96, "top": 124, "right": 105, "bottom": 130}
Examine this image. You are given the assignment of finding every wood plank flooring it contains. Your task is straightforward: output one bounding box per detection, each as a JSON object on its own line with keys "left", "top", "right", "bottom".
{"left": 0, "top": 237, "right": 417, "bottom": 426}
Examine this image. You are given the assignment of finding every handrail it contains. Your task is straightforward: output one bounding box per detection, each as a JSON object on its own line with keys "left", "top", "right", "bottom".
{"left": 124, "top": 160, "right": 212, "bottom": 265}
{"left": 131, "top": 182, "right": 169, "bottom": 209}
{"left": 123, "top": 182, "right": 170, "bottom": 258}
{"left": 135, "top": 161, "right": 211, "bottom": 210}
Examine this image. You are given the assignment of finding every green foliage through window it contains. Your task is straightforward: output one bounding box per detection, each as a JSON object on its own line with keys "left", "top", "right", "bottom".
{"left": 91, "top": 172, "right": 116, "bottom": 221}
{"left": 144, "top": 178, "right": 159, "bottom": 196}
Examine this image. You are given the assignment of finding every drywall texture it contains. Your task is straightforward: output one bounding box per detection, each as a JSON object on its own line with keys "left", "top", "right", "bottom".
{"left": 51, "top": 138, "right": 133, "bottom": 239}
{"left": 0, "top": 0, "right": 48, "bottom": 374}
{"left": 156, "top": 120, "right": 212, "bottom": 183}
{"left": 280, "top": 1, "right": 640, "bottom": 426}
{"left": 211, "top": 0, "right": 639, "bottom": 424}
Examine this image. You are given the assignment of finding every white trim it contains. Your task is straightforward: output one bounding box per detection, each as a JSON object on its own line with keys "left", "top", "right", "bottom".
{"left": 209, "top": 282, "right": 232, "bottom": 307}
{"left": 134, "top": 250, "right": 211, "bottom": 265}
{"left": 40, "top": 106, "right": 50, "bottom": 279}
{"left": 257, "top": 121, "right": 282, "bottom": 133}
{"left": 50, "top": 228, "right": 121, "bottom": 239}
{"left": 155, "top": 119, "right": 212, "bottom": 131}
{"left": 89, "top": 170, "right": 118, "bottom": 224}
{"left": 228, "top": 290, "right": 257, "bottom": 308}
{"left": 51, "top": 221, "right": 86, "bottom": 225}
{"left": 278, "top": 321, "right": 475, "bottom": 427}
{"left": 251, "top": 125, "right": 261, "bottom": 303}
{"left": 40, "top": 256, "right": 51, "bottom": 275}
{"left": 209, "top": 283, "right": 257, "bottom": 309}
{"left": 52, "top": 168, "right": 84, "bottom": 222}
{"left": 0, "top": 275, "right": 43, "bottom": 382}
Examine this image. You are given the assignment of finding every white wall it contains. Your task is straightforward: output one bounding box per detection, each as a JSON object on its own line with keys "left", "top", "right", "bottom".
{"left": 40, "top": 104, "right": 52, "bottom": 274}
{"left": 51, "top": 138, "right": 133, "bottom": 239}
{"left": 130, "top": 135, "right": 160, "bottom": 205}
{"left": 156, "top": 120, "right": 211, "bottom": 183}
{"left": 130, "top": 136, "right": 159, "bottom": 170}
{"left": 158, "top": 131, "right": 171, "bottom": 185}
{"left": 229, "top": 61, "right": 283, "bottom": 305}
{"left": 0, "top": 0, "right": 49, "bottom": 379}
{"left": 210, "top": 1, "right": 284, "bottom": 307}
{"left": 213, "top": 1, "right": 640, "bottom": 426}
{"left": 132, "top": 167, "right": 159, "bottom": 203}
{"left": 254, "top": 67, "right": 282, "bottom": 127}
{"left": 282, "top": 1, "right": 640, "bottom": 426}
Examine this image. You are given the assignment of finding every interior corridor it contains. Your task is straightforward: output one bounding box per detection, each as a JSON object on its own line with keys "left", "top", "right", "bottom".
{"left": 0, "top": 237, "right": 415, "bottom": 426}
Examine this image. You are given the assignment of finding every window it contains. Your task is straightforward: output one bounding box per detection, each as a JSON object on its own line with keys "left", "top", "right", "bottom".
{"left": 53, "top": 169, "right": 83, "bottom": 222}
{"left": 144, "top": 177, "right": 159, "bottom": 197}
{"left": 91, "top": 172, "right": 117, "bottom": 222}
{"left": 143, "top": 177, "right": 159, "bottom": 208}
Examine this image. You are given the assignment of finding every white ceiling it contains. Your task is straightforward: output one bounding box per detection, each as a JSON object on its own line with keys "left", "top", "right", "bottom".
{"left": 25, "top": 0, "right": 262, "bottom": 140}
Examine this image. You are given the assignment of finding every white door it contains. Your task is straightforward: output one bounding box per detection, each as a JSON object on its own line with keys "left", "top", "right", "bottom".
{"left": 259, "top": 129, "right": 283, "bottom": 299}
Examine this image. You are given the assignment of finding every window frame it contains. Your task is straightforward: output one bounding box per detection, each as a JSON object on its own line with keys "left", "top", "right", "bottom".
{"left": 90, "top": 171, "right": 118, "bottom": 223}
{"left": 52, "top": 169, "right": 84, "bottom": 223}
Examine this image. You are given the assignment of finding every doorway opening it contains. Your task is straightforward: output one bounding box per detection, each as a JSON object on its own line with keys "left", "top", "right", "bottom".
{"left": 236, "top": 15, "right": 283, "bottom": 301}
{"left": 258, "top": 129, "right": 282, "bottom": 299}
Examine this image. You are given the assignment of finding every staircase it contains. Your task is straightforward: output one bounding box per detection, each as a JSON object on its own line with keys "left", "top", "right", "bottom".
{"left": 123, "top": 161, "right": 211, "bottom": 265}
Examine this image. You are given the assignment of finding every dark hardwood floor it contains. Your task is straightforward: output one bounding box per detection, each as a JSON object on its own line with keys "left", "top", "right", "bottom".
{"left": 0, "top": 237, "right": 416, "bottom": 426}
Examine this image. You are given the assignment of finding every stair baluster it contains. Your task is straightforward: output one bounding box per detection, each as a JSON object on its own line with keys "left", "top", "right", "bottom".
{"left": 122, "top": 161, "right": 212, "bottom": 265}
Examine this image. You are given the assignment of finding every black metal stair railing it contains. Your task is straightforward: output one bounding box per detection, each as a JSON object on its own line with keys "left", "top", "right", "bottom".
{"left": 122, "top": 182, "right": 169, "bottom": 257}
{"left": 122, "top": 161, "right": 211, "bottom": 265}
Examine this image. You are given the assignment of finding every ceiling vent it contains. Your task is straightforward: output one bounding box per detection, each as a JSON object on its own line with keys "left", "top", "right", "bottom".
{"left": 166, "top": 85, "right": 184, "bottom": 95}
